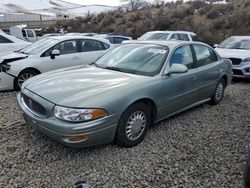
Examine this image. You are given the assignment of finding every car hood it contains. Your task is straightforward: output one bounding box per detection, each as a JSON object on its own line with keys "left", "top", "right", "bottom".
{"left": 215, "top": 48, "right": 250, "bottom": 59}
{"left": 0, "top": 52, "right": 28, "bottom": 64}
{"left": 25, "top": 66, "right": 147, "bottom": 106}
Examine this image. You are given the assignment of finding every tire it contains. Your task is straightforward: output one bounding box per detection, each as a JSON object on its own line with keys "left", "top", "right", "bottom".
{"left": 245, "top": 159, "right": 250, "bottom": 188}
{"left": 115, "top": 102, "right": 151, "bottom": 148}
{"left": 14, "top": 69, "right": 38, "bottom": 91}
{"left": 210, "top": 78, "right": 225, "bottom": 105}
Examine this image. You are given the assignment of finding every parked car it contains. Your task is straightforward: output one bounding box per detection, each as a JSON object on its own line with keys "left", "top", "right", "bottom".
{"left": 245, "top": 141, "right": 250, "bottom": 188}
{"left": 214, "top": 36, "right": 250, "bottom": 79}
{"left": 138, "top": 31, "right": 197, "bottom": 41}
{"left": 41, "top": 33, "right": 63, "bottom": 38}
{"left": 10, "top": 25, "right": 38, "bottom": 42}
{"left": 0, "top": 31, "right": 31, "bottom": 53}
{"left": 0, "top": 36, "right": 112, "bottom": 91}
{"left": 17, "top": 41, "right": 232, "bottom": 148}
{"left": 95, "top": 34, "right": 132, "bottom": 44}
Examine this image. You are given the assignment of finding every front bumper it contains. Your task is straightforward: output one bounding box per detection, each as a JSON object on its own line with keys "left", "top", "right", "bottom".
{"left": 17, "top": 92, "right": 118, "bottom": 148}
{"left": 0, "top": 72, "right": 14, "bottom": 91}
{"left": 232, "top": 63, "right": 250, "bottom": 79}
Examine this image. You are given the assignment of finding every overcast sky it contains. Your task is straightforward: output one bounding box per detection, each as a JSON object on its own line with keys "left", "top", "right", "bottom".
{"left": 64, "top": 0, "right": 176, "bottom": 6}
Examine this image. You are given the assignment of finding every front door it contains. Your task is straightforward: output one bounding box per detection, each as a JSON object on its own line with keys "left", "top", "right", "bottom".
{"left": 39, "top": 39, "right": 81, "bottom": 72}
{"left": 158, "top": 45, "right": 199, "bottom": 119}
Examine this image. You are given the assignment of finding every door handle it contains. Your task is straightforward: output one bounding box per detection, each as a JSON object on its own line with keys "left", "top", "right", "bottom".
{"left": 72, "top": 57, "right": 80, "bottom": 60}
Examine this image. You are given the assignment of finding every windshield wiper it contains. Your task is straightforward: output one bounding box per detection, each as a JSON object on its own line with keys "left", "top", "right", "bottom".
{"left": 104, "top": 66, "right": 123, "bottom": 72}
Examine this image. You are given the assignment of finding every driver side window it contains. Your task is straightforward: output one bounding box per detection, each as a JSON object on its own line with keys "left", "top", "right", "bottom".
{"left": 169, "top": 45, "right": 194, "bottom": 69}
{"left": 43, "top": 40, "right": 77, "bottom": 57}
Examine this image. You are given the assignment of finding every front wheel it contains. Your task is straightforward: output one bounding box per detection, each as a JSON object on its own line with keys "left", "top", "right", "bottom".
{"left": 115, "top": 102, "right": 151, "bottom": 147}
{"left": 210, "top": 79, "right": 225, "bottom": 105}
{"left": 14, "top": 70, "right": 38, "bottom": 91}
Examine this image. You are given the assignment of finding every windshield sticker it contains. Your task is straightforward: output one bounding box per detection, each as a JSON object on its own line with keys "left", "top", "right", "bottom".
{"left": 148, "top": 49, "right": 166, "bottom": 54}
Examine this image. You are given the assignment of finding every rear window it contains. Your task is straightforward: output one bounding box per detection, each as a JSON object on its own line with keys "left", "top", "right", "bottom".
{"left": 139, "top": 33, "right": 169, "bottom": 40}
{"left": 0, "top": 35, "right": 13, "bottom": 43}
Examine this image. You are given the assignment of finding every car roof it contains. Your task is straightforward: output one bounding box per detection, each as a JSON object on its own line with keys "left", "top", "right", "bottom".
{"left": 145, "top": 30, "right": 196, "bottom": 35}
{"left": 123, "top": 40, "right": 206, "bottom": 48}
{"left": 95, "top": 34, "right": 132, "bottom": 39}
{"left": 230, "top": 36, "right": 250, "bottom": 39}
{"left": 0, "top": 32, "right": 28, "bottom": 43}
{"left": 47, "top": 35, "right": 111, "bottom": 44}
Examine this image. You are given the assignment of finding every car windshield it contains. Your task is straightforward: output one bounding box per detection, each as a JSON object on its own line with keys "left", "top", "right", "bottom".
{"left": 138, "top": 33, "right": 169, "bottom": 40}
{"left": 219, "top": 38, "right": 250, "bottom": 50}
{"left": 18, "top": 38, "right": 59, "bottom": 55}
{"left": 94, "top": 44, "right": 168, "bottom": 76}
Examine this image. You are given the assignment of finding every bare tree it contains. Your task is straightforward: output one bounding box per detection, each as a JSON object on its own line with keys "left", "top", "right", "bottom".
{"left": 120, "top": 0, "right": 145, "bottom": 11}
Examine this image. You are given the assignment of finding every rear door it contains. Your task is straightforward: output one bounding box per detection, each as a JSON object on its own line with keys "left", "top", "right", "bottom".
{"left": 39, "top": 39, "right": 81, "bottom": 72}
{"left": 191, "top": 44, "right": 222, "bottom": 101}
{"left": 79, "top": 39, "right": 110, "bottom": 65}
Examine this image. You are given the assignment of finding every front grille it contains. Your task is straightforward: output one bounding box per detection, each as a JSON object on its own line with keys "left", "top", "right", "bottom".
{"left": 22, "top": 94, "right": 47, "bottom": 116}
{"left": 233, "top": 69, "right": 244, "bottom": 75}
{"left": 229, "top": 58, "right": 242, "bottom": 65}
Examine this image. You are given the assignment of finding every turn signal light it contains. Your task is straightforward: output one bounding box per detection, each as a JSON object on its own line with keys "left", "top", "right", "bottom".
{"left": 69, "top": 135, "right": 88, "bottom": 142}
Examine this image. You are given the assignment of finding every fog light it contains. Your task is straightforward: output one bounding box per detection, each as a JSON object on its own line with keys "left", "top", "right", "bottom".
{"left": 68, "top": 135, "right": 88, "bottom": 142}
{"left": 245, "top": 68, "right": 250, "bottom": 73}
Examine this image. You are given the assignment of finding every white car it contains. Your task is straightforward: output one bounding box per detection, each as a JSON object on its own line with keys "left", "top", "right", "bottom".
{"left": 215, "top": 36, "right": 250, "bottom": 79}
{"left": 0, "top": 36, "right": 112, "bottom": 91}
{"left": 95, "top": 34, "right": 132, "bottom": 44}
{"left": 0, "top": 31, "right": 31, "bottom": 53}
{"left": 137, "top": 31, "right": 197, "bottom": 41}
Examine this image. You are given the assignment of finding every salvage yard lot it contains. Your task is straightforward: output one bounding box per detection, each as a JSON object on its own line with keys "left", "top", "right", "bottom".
{"left": 0, "top": 82, "right": 250, "bottom": 187}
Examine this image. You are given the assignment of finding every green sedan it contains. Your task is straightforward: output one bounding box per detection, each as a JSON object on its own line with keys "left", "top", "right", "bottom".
{"left": 17, "top": 41, "right": 232, "bottom": 148}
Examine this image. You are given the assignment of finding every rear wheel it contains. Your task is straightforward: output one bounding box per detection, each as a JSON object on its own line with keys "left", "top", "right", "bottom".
{"left": 14, "top": 70, "right": 38, "bottom": 91}
{"left": 210, "top": 79, "right": 225, "bottom": 105}
{"left": 115, "top": 102, "right": 151, "bottom": 147}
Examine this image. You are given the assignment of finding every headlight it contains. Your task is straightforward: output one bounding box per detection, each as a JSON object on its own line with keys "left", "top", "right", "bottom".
{"left": 242, "top": 58, "right": 250, "bottom": 63}
{"left": 54, "top": 106, "right": 108, "bottom": 122}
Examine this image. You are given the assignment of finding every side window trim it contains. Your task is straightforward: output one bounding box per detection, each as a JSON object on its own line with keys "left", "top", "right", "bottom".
{"left": 41, "top": 39, "right": 78, "bottom": 57}
{"left": 191, "top": 44, "right": 218, "bottom": 68}
{"left": 169, "top": 44, "right": 195, "bottom": 69}
{"left": 190, "top": 45, "right": 198, "bottom": 68}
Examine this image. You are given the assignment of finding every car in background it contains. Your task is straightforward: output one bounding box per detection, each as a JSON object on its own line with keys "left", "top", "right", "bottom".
{"left": 0, "top": 36, "right": 112, "bottom": 91}
{"left": 41, "top": 33, "right": 63, "bottom": 38}
{"left": 245, "top": 141, "right": 250, "bottom": 188}
{"left": 0, "top": 31, "right": 31, "bottom": 53}
{"left": 10, "top": 25, "right": 38, "bottom": 42}
{"left": 137, "top": 31, "right": 197, "bottom": 41}
{"left": 95, "top": 34, "right": 132, "bottom": 44}
{"left": 214, "top": 36, "right": 250, "bottom": 79}
{"left": 17, "top": 41, "right": 232, "bottom": 148}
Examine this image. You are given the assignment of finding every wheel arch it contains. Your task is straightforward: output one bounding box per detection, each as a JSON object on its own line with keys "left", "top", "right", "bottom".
{"left": 18, "top": 67, "right": 41, "bottom": 76}
{"left": 126, "top": 98, "right": 158, "bottom": 124}
{"left": 221, "top": 74, "right": 228, "bottom": 87}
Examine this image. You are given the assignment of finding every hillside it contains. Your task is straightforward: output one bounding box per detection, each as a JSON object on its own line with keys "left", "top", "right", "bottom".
{"left": 0, "top": 0, "right": 116, "bottom": 17}
{"left": 49, "top": 0, "right": 250, "bottom": 44}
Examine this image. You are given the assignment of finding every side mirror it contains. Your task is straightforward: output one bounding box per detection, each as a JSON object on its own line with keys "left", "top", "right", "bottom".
{"left": 213, "top": 44, "right": 219, "bottom": 48}
{"left": 165, "top": 64, "right": 188, "bottom": 75}
{"left": 50, "top": 49, "right": 60, "bottom": 59}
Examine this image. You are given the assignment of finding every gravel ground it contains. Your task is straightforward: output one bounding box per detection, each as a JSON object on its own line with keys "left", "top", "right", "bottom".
{"left": 0, "top": 82, "right": 250, "bottom": 188}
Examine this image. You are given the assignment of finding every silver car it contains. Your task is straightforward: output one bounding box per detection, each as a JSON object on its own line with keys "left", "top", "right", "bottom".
{"left": 215, "top": 36, "right": 250, "bottom": 79}
{"left": 17, "top": 41, "right": 232, "bottom": 148}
